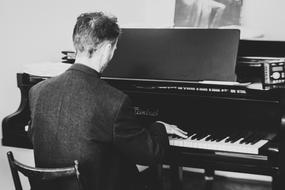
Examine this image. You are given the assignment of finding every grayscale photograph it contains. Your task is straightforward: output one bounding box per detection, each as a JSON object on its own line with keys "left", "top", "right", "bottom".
{"left": 1, "top": 1, "right": 285, "bottom": 190}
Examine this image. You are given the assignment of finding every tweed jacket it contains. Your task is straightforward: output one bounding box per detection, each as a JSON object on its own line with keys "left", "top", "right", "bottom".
{"left": 28, "top": 63, "right": 169, "bottom": 190}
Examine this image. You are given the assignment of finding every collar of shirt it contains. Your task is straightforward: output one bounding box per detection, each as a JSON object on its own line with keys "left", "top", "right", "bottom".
{"left": 67, "top": 63, "right": 101, "bottom": 78}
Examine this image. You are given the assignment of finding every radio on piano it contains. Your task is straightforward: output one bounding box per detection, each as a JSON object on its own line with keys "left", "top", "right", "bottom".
{"left": 2, "top": 73, "right": 285, "bottom": 190}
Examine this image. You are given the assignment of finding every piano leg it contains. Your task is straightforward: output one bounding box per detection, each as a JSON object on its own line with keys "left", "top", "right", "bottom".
{"left": 170, "top": 164, "right": 183, "bottom": 190}
{"left": 143, "top": 164, "right": 165, "bottom": 190}
{"left": 153, "top": 164, "right": 165, "bottom": 190}
{"left": 272, "top": 171, "right": 282, "bottom": 190}
{"left": 204, "top": 168, "right": 214, "bottom": 190}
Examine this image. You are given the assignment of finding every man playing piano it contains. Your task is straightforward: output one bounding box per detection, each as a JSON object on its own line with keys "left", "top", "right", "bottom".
{"left": 28, "top": 12, "right": 187, "bottom": 190}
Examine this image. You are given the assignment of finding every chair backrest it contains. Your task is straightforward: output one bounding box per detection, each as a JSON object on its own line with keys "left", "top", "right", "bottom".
{"left": 7, "top": 151, "right": 82, "bottom": 190}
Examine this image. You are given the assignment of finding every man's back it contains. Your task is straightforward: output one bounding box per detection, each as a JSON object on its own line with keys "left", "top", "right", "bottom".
{"left": 29, "top": 64, "right": 169, "bottom": 190}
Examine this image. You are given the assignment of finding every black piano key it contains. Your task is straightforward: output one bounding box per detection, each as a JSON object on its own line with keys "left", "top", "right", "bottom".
{"left": 228, "top": 137, "right": 241, "bottom": 143}
{"left": 214, "top": 133, "right": 230, "bottom": 142}
{"left": 205, "top": 135, "right": 214, "bottom": 141}
{"left": 191, "top": 133, "right": 202, "bottom": 140}
{"left": 224, "top": 131, "right": 237, "bottom": 142}
{"left": 219, "top": 136, "right": 231, "bottom": 142}
{"left": 241, "top": 139, "right": 251, "bottom": 144}
{"left": 250, "top": 138, "right": 261, "bottom": 145}
{"left": 250, "top": 133, "right": 264, "bottom": 145}
{"left": 225, "top": 137, "right": 232, "bottom": 143}
{"left": 189, "top": 131, "right": 209, "bottom": 140}
{"left": 228, "top": 131, "right": 244, "bottom": 143}
{"left": 190, "top": 134, "right": 199, "bottom": 140}
{"left": 231, "top": 132, "right": 247, "bottom": 143}
{"left": 242, "top": 133, "right": 256, "bottom": 144}
{"left": 187, "top": 131, "right": 196, "bottom": 136}
{"left": 236, "top": 131, "right": 248, "bottom": 143}
{"left": 247, "top": 132, "right": 264, "bottom": 144}
{"left": 225, "top": 131, "right": 239, "bottom": 142}
{"left": 231, "top": 138, "right": 243, "bottom": 143}
{"left": 196, "top": 134, "right": 209, "bottom": 140}
{"left": 240, "top": 132, "right": 254, "bottom": 144}
{"left": 208, "top": 131, "right": 222, "bottom": 141}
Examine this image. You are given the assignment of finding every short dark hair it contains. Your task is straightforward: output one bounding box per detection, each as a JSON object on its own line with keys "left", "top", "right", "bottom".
{"left": 72, "top": 12, "right": 121, "bottom": 53}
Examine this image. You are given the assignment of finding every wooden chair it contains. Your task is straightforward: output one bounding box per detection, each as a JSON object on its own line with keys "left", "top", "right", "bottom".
{"left": 7, "top": 151, "right": 82, "bottom": 190}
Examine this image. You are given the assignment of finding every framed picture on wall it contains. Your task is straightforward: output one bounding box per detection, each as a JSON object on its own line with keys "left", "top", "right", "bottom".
{"left": 174, "top": 0, "right": 243, "bottom": 28}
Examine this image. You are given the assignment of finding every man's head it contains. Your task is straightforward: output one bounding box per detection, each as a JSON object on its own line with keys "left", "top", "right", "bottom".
{"left": 72, "top": 12, "right": 121, "bottom": 72}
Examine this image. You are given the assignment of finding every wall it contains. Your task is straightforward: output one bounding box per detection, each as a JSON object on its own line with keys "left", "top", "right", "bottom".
{"left": 241, "top": 0, "right": 285, "bottom": 41}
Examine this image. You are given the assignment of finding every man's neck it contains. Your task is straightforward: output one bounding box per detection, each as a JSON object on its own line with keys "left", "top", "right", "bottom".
{"left": 75, "top": 55, "right": 101, "bottom": 73}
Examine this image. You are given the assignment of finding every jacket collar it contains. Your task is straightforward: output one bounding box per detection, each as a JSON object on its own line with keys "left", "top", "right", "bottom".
{"left": 67, "top": 63, "right": 101, "bottom": 78}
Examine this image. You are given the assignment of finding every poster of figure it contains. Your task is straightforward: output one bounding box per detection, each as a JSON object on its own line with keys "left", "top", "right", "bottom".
{"left": 174, "top": 0, "right": 243, "bottom": 28}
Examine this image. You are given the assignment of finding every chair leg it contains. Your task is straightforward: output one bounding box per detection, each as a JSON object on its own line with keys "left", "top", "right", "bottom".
{"left": 7, "top": 151, "right": 23, "bottom": 190}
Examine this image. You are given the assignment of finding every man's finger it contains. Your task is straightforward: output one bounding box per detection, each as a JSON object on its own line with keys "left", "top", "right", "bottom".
{"left": 173, "top": 130, "right": 188, "bottom": 138}
{"left": 174, "top": 126, "right": 188, "bottom": 134}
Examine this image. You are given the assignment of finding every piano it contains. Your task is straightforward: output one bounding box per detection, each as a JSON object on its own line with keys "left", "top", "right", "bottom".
{"left": 2, "top": 72, "right": 285, "bottom": 190}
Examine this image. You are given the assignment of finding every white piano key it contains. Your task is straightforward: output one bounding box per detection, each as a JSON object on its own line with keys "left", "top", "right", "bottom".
{"left": 169, "top": 136, "right": 268, "bottom": 154}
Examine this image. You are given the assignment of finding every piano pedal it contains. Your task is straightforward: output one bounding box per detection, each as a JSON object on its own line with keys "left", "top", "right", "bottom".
{"left": 24, "top": 125, "right": 29, "bottom": 132}
{"left": 204, "top": 169, "right": 215, "bottom": 181}
{"left": 204, "top": 175, "right": 214, "bottom": 181}
{"left": 204, "top": 170, "right": 215, "bottom": 190}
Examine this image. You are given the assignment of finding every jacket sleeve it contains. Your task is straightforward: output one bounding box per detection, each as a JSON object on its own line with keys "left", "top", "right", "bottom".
{"left": 113, "top": 97, "right": 169, "bottom": 165}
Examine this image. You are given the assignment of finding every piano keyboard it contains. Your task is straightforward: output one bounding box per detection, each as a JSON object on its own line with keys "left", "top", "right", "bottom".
{"left": 169, "top": 133, "right": 269, "bottom": 154}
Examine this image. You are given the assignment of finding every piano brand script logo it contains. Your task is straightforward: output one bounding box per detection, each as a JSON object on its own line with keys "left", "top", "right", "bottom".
{"left": 134, "top": 106, "right": 159, "bottom": 117}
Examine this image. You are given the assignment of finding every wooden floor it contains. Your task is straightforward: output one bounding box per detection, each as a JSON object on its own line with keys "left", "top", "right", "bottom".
{"left": 162, "top": 170, "right": 272, "bottom": 190}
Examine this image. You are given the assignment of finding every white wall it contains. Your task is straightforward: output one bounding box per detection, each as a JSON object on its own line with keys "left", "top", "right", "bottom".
{"left": 241, "top": 0, "right": 285, "bottom": 40}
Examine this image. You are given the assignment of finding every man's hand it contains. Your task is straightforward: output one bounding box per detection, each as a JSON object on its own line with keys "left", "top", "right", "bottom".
{"left": 156, "top": 121, "right": 188, "bottom": 138}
